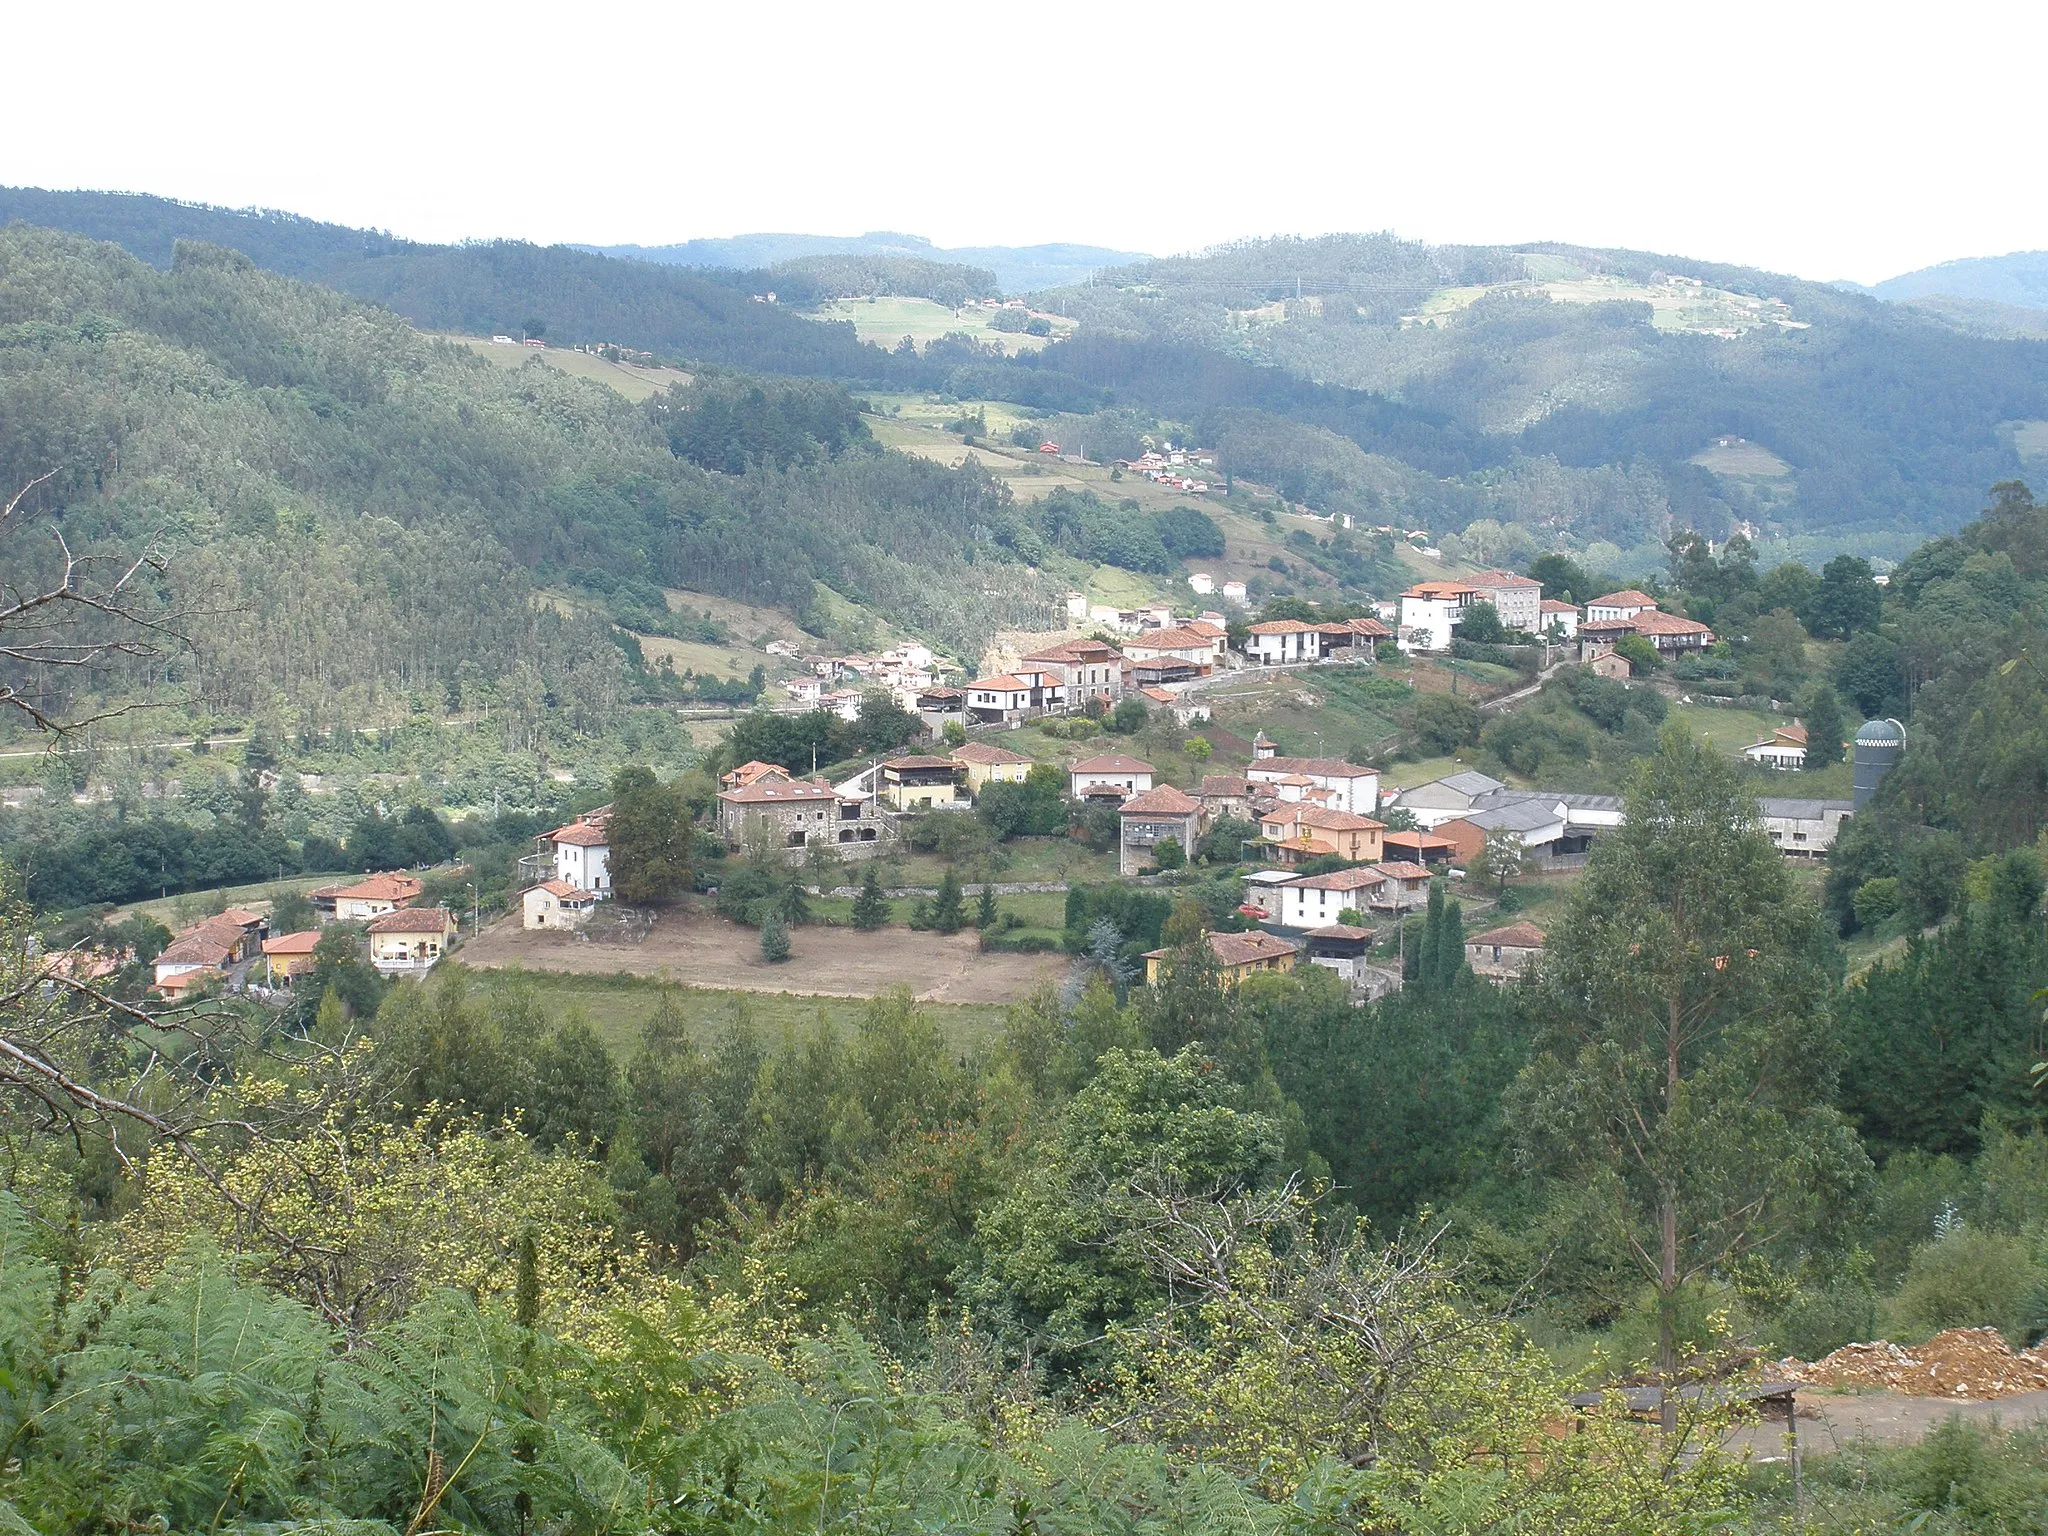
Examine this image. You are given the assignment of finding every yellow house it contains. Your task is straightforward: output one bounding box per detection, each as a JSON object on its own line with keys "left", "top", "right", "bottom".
{"left": 1143, "top": 929, "right": 1301, "bottom": 987}
{"left": 366, "top": 906, "right": 456, "bottom": 974}
{"left": 878, "top": 755, "right": 965, "bottom": 811}
{"left": 259, "top": 929, "right": 321, "bottom": 986}
{"left": 950, "top": 740, "right": 1036, "bottom": 792}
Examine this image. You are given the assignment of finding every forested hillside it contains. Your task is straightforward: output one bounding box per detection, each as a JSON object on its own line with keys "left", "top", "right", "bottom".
{"left": 1040, "top": 235, "right": 2048, "bottom": 555}
{"left": 0, "top": 186, "right": 911, "bottom": 379}
{"left": 12, "top": 190, "right": 2048, "bottom": 563}
{"left": 0, "top": 226, "right": 1060, "bottom": 732}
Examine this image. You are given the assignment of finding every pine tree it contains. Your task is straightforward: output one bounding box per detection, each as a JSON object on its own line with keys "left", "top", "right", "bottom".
{"left": 977, "top": 883, "right": 999, "bottom": 930}
{"left": 851, "top": 864, "right": 890, "bottom": 931}
{"left": 760, "top": 910, "right": 791, "bottom": 962}
{"left": 1413, "top": 882, "right": 1445, "bottom": 992}
{"left": 932, "top": 867, "right": 965, "bottom": 934}
{"left": 1801, "top": 683, "right": 1847, "bottom": 770}
{"left": 1436, "top": 897, "right": 1466, "bottom": 990}
{"left": 781, "top": 870, "right": 811, "bottom": 926}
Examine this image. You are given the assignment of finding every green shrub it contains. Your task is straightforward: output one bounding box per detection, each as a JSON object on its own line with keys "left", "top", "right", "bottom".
{"left": 1892, "top": 1229, "right": 2046, "bottom": 1343}
{"left": 1852, "top": 875, "right": 1902, "bottom": 927}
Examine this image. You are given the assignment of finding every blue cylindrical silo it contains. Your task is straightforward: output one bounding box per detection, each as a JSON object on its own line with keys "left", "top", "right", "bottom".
{"left": 1852, "top": 717, "right": 1905, "bottom": 809}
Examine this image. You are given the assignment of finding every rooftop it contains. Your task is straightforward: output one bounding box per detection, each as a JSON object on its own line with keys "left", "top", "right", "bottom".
{"left": 1286, "top": 866, "right": 1387, "bottom": 892}
{"left": 156, "top": 931, "right": 237, "bottom": 967}
{"left": 1072, "top": 754, "right": 1155, "bottom": 774}
{"left": 368, "top": 906, "right": 456, "bottom": 935}
{"left": 1120, "top": 785, "right": 1201, "bottom": 816}
{"left": 967, "top": 673, "right": 1032, "bottom": 691}
{"left": 548, "top": 819, "right": 610, "bottom": 847}
{"left": 1758, "top": 797, "right": 1855, "bottom": 820}
{"left": 1403, "top": 770, "right": 1506, "bottom": 800}
{"left": 719, "top": 776, "right": 840, "bottom": 805}
{"left": 1128, "top": 625, "right": 1222, "bottom": 649}
{"left": 260, "top": 930, "right": 322, "bottom": 957}
{"left": 1246, "top": 618, "right": 1318, "bottom": 634}
{"left": 881, "top": 755, "right": 960, "bottom": 772}
{"left": 1469, "top": 921, "right": 1547, "bottom": 949}
{"left": 1466, "top": 569, "right": 1542, "bottom": 589}
{"left": 950, "top": 741, "right": 1034, "bottom": 765}
{"left": 1251, "top": 755, "right": 1376, "bottom": 780}
{"left": 1146, "top": 931, "right": 1300, "bottom": 966}
{"left": 532, "top": 878, "right": 596, "bottom": 899}
{"left": 324, "top": 871, "right": 426, "bottom": 902}
{"left": 1588, "top": 589, "right": 1658, "bottom": 608}
{"left": 1370, "top": 861, "right": 1434, "bottom": 880}
{"left": 1450, "top": 800, "right": 1565, "bottom": 834}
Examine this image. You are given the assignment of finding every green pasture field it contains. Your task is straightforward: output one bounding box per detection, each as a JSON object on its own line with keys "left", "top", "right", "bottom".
{"left": 447, "top": 963, "right": 1011, "bottom": 1059}
{"left": 811, "top": 297, "right": 1074, "bottom": 354}
{"left": 431, "top": 335, "right": 692, "bottom": 401}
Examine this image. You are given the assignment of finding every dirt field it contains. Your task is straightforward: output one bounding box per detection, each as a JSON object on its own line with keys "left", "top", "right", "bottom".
{"left": 459, "top": 912, "right": 1066, "bottom": 1004}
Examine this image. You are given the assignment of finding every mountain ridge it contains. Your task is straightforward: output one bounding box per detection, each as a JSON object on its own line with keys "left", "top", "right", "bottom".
{"left": 583, "top": 231, "right": 1148, "bottom": 295}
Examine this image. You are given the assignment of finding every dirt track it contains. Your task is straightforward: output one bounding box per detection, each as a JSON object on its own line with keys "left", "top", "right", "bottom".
{"left": 1728, "top": 1389, "right": 2048, "bottom": 1460}
{"left": 459, "top": 913, "right": 1066, "bottom": 1004}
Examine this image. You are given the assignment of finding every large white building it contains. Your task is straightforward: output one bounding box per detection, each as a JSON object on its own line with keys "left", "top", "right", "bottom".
{"left": 1465, "top": 570, "right": 1543, "bottom": 631}
{"left": 1246, "top": 745, "right": 1380, "bottom": 816}
{"left": 1396, "top": 582, "right": 1476, "bottom": 652}
{"left": 546, "top": 810, "right": 612, "bottom": 897}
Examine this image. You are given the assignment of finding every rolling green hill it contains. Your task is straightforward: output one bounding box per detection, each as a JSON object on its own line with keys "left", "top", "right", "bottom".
{"left": 0, "top": 226, "right": 1060, "bottom": 734}
{"left": 10, "top": 189, "right": 2048, "bottom": 570}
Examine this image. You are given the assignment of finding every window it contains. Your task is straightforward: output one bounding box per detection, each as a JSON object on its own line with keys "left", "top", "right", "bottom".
{"left": 787, "top": 831, "right": 806, "bottom": 848}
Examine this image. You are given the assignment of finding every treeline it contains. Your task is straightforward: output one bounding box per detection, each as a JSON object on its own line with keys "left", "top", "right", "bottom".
{"left": 765, "top": 254, "right": 999, "bottom": 307}
{"left": 18, "top": 801, "right": 462, "bottom": 910}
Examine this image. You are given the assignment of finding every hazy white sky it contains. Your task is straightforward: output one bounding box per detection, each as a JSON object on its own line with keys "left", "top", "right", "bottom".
{"left": 9, "top": 0, "right": 2043, "bottom": 284}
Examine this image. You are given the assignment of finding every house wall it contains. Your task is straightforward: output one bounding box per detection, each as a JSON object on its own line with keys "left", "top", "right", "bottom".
{"left": 1071, "top": 769, "right": 1154, "bottom": 797}
{"left": 1120, "top": 814, "right": 1197, "bottom": 876}
{"left": 555, "top": 841, "right": 611, "bottom": 895}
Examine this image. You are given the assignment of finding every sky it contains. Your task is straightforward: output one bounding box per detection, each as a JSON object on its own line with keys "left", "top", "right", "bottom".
{"left": 8, "top": 0, "right": 2045, "bottom": 285}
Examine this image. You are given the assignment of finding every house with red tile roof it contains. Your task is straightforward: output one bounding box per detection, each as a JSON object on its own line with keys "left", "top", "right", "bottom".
{"left": 521, "top": 879, "right": 599, "bottom": 931}
{"left": 1069, "top": 753, "right": 1155, "bottom": 801}
{"left": 1143, "top": 928, "right": 1301, "bottom": 986}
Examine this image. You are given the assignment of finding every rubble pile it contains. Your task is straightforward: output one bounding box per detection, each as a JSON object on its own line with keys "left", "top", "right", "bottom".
{"left": 1780, "top": 1329, "right": 2048, "bottom": 1399}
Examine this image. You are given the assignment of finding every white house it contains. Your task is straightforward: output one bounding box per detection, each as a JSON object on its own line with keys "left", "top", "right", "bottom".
{"left": 1743, "top": 722, "right": 1809, "bottom": 770}
{"left": 1124, "top": 625, "right": 1221, "bottom": 675}
{"left": 1246, "top": 751, "right": 1380, "bottom": 815}
{"left": 1584, "top": 589, "right": 1659, "bottom": 625}
{"left": 1264, "top": 863, "right": 1434, "bottom": 927}
{"left": 965, "top": 672, "right": 1051, "bottom": 723}
{"left": 1187, "top": 572, "right": 1216, "bottom": 595}
{"left": 547, "top": 810, "right": 611, "bottom": 897}
{"left": 1221, "top": 580, "right": 1248, "bottom": 605}
{"left": 1539, "top": 599, "right": 1580, "bottom": 639}
{"left": 1244, "top": 620, "right": 1322, "bottom": 665}
{"left": 1070, "top": 753, "right": 1155, "bottom": 800}
{"left": 1396, "top": 582, "right": 1478, "bottom": 652}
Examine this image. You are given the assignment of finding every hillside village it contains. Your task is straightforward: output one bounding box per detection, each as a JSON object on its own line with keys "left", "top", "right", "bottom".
{"left": 124, "top": 565, "right": 1900, "bottom": 1008}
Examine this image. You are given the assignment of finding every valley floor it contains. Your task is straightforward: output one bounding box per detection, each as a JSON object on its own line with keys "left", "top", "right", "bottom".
{"left": 459, "top": 908, "right": 1065, "bottom": 1004}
